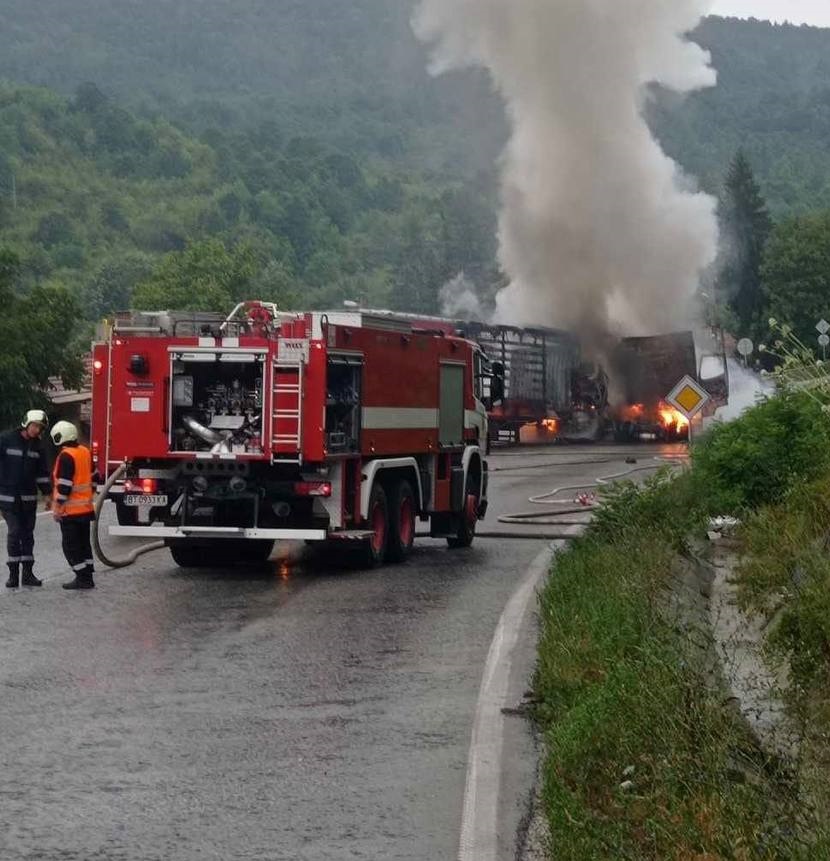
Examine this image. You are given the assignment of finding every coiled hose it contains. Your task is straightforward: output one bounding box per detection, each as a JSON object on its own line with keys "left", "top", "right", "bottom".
{"left": 93, "top": 463, "right": 166, "bottom": 568}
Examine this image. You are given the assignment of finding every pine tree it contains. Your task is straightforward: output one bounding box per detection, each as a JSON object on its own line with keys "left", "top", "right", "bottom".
{"left": 717, "top": 150, "right": 773, "bottom": 336}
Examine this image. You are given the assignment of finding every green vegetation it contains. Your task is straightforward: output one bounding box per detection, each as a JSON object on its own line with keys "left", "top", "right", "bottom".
{"left": 0, "top": 81, "right": 499, "bottom": 324}
{"left": 716, "top": 150, "right": 773, "bottom": 335}
{"left": 760, "top": 211, "right": 830, "bottom": 345}
{"left": 652, "top": 17, "right": 830, "bottom": 218}
{"left": 0, "top": 5, "right": 828, "bottom": 218}
{"left": 0, "top": 249, "right": 83, "bottom": 425}
{"left": 536, "top": 390, "right": 830, "bottom": 858}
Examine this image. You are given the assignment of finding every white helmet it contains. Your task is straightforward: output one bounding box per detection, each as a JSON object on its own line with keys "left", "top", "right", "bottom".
{"left": 50, "top": 421, "right": 79, "bottom": 446}
{"left": 22, "top": 409, "right": 48, "bottom": 429}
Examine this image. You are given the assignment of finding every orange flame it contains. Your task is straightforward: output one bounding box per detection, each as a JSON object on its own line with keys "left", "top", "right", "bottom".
{"left": 657, "top": 401, "right": 689, "bottom": 430}
{"left": 541, "top": 417, "right": 559, "bottom": 433}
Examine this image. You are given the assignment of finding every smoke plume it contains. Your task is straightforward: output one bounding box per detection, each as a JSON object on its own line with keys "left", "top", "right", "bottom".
{"left": 413, "top": 0, "right": 719, "bottom": 339}
{"left": 439, "top": 272, "right": 487, "bottom": 320}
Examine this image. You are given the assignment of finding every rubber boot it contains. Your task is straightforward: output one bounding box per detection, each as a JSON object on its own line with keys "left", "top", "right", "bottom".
{"left": 20, "top": 561, "right": 41, "bottom": 587}
{"left": 63, "top": 567, "right": 94, "bottom": 590}
{"left": 5, "top": 562, "right": 19, "bottom": 588}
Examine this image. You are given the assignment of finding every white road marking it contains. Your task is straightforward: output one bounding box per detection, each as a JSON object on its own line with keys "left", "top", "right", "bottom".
{"left": 458, "top": 542, "right": 561, "bottom": 861}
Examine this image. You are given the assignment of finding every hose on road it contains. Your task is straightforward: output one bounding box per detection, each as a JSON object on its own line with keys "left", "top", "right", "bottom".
{"left": 497, "top": 454, "right": 688, "bottom": 528}
{"left": 92, "top": 463, "right": 166, "bottom": 569}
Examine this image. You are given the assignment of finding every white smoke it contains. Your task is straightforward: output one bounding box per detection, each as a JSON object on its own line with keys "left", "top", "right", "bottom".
{"left": 439, "top": 272, "right": 487, "bottom": 320}
{"left": 413, "top": 0, "right": 719, "bottom": 339}
{"left": 715, "top": 359, "right": 773, "bottom": 422}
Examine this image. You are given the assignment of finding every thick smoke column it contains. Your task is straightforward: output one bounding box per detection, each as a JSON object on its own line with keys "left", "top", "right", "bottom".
{"left": 413, "top": 0, "right": 719, "bottom": 337}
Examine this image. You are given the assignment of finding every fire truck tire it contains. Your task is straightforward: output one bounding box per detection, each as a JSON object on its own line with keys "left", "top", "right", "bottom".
{"left": 355, "top": 483, "right": 389, "bottom": 568}
{"left": 169, "top": 543, "right": 206, "bottom": 568}
{"left": 387, "top": 479, "right": 416, "bottom": 563}
{"left": 447, "top": 474, "right": 479, "bottom": 549}
{"left": 169, "top": 539, "right": 274, "bottom": 569}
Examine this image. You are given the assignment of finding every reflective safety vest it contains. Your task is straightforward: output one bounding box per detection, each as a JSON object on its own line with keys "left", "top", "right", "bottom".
{"left": 52, "top": 445, "right": 94, "bottom": 517}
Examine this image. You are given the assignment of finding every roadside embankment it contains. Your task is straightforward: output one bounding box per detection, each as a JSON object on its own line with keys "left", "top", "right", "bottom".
{"left": 533, "top": 390, "right": 830, "bottom": 859}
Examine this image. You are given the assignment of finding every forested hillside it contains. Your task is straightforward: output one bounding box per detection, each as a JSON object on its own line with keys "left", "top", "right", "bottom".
{"left": 0, "top": 3, "right": 828, "bottom": 216}
{"left": 0, "top": 82, "right": 498, "bottom": 322}
{"left": 0, "top": 0, "right": 829, "bottom": 362}
{"left": 0, "top": 0, "right": 505, "bottom": 176}
{"left": 651, "top": 16, "right": 830, "bottom": 216}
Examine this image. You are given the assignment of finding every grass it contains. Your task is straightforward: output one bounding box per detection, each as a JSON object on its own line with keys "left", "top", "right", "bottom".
{"left": 537, "top": 528, "right": 802, "bottom": 859}
{"left": 534, "top": 415, "right": 830, "bottom": 858}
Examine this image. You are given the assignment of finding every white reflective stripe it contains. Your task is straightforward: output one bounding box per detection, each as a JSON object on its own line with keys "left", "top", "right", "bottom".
{"left": 26, "top": 451, "right": 39, "bottom": 459}
{"left": 0, "top": 495, "right": 14, "bottom": 503}
{"left": 362, "top": 407, "right": 439, "bottom": 430}
{"left": 71, "top": 562, "right": 87, "bottom": 572}
{"left": 84, "top": 559, "right": 94, "bottom": 565}
{"left": 20, "top": 495, "right": 37, "bottom": 502}
{"left": 72, "top": 484, "right": 92, "bottom": 492}
{"left": 64, "top": 499, "right": 93, "bottom": 509}
{"left": 7, "top": 556, "right": 21, "bottom": 562}
{"left": 20, "top": 556, "right": 33, "bottom": 562}
{"left": 5, "top": 449, "right": 23, "bottom": 456}
{"left": 37, "top": 477, "right": 50, "bottom": 484}
{"left": 57, "top": 479, "right": 73, "bottom": 487}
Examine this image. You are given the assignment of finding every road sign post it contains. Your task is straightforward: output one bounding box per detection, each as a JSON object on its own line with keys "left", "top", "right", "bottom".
{"left": 666, "top": 375, "right": 711, "bottom": 446}
{"left": 737, "top": 338, "right": 754, "bottom": 368}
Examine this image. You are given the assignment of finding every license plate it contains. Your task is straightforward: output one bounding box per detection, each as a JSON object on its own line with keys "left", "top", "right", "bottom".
{"left": 123, "top": 494, "right": 168, "bottom": 508}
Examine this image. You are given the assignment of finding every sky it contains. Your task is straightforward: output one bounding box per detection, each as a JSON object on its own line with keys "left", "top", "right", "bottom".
{"left": 711, "top": 0, "right": 830, "bottom": 27}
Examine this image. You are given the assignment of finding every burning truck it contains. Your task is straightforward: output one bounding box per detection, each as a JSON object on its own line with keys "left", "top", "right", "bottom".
{"left": 610, "top": 331, "right": 729, "bottom": 442}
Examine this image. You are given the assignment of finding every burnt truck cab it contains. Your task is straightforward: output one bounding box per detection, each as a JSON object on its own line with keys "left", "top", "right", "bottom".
{"left": 91, "top": 302, "right": 488, "bottom": 568}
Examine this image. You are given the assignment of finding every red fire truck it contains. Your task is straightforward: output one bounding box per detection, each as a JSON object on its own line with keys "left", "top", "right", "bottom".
{"left": 91, "top": 302, "right": 489, "bottom": 568}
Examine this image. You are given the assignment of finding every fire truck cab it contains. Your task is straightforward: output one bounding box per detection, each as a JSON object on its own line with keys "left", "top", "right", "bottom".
{"left": 91, "top": 302, "right": 489, "bottom": 568}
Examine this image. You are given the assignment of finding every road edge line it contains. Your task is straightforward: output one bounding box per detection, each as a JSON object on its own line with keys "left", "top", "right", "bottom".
{"left": 458, "top": 541, "right": 561, "bottom": 861}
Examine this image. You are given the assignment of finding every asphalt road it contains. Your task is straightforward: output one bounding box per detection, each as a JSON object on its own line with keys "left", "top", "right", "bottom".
{"left": 0, "top": 445, "right": 682, "bottom": 861}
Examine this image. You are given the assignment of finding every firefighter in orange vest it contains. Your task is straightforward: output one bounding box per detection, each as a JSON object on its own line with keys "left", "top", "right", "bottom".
{"left": 50, "top": 421, "right": 96, "bottom": 590}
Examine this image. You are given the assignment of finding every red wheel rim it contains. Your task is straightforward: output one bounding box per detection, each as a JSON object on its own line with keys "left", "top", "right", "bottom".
{"left": 399, "top": 495, "right": 414, "bottom": 547}
{"left": 371, "top": 502, "right": 386, "bottom": 554}
{"left": 465, "top": 493, "right": 478, "bottom": 528}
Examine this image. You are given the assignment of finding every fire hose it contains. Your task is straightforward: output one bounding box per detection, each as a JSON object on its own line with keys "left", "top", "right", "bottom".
{"left": 92, "top": 463, "right": 166, "bottom": 569}
{"left": 496, "top": 454, "right": 689, "bottom": 529}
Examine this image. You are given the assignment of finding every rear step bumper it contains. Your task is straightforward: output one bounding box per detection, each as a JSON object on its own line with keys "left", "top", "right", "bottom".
{"left": 110, "top": 526, "right": 328, "bottom": 541}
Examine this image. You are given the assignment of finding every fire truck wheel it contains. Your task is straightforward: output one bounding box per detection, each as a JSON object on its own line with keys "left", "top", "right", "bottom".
{"left": 387, "top": 479, "right": 416, "bottom": 563}
{"left": 356, "top": 483, "right": 389, "bottom": 568}
{"left": 169, "top": 542, "right": 206, "bottom": 568}
{"left": 447, "top": 475, "right": 479, "bottom": 549}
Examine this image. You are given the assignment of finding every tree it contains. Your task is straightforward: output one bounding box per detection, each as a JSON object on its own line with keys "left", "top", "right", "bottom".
{"left": 761, "top": 211, "right": 830, "bottom": 345}
{"left": 131, "top": 239, "right": 262, "bottom": 311}
{"left": 716, "top": 150, "right": 773, "bottom": 336}
{"left": 0, "top": 250, "right": 83, "bottom": 426}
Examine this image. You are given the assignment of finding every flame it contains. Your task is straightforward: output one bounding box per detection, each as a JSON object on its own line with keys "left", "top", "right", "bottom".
{"left": 657, "top": 401, "right": 689, "bottom": 430}
{"left": 541, "top": 417, "right": 559, "bottom": 433}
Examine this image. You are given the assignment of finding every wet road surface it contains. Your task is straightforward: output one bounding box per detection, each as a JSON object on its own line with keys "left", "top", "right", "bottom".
{"left": 0, "top": 446, "right": 682, "bottom": 860}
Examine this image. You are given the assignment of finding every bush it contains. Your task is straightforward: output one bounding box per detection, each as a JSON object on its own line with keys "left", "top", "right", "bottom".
{"left": 692, "top": 391, "right": 830, "bottom": 512}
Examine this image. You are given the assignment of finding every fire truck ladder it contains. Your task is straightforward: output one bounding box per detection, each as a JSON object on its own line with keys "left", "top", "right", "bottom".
{"left": 272, "top": 359, "right": 304, "bottom": 462}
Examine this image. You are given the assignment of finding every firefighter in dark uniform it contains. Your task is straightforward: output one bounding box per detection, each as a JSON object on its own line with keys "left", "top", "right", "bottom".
{"left": 1, "top": 409, "right": 51, "bottom": 588}
{"left": 50, "top": 421, "right": 96, "bottom": 590}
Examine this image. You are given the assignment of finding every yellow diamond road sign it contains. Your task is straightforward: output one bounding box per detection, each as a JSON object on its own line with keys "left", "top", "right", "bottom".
{"left": 666, "top": 375, "right": 710, "bottom": 420}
